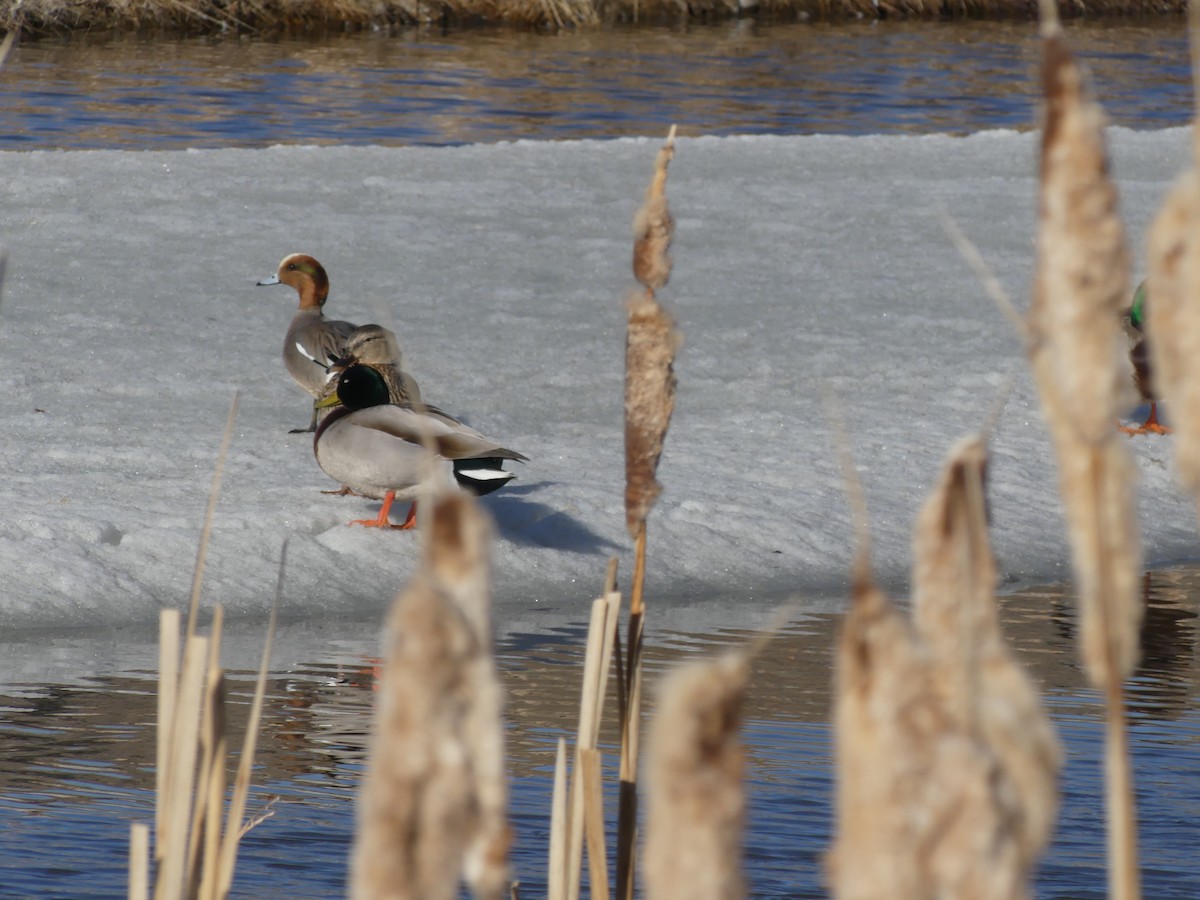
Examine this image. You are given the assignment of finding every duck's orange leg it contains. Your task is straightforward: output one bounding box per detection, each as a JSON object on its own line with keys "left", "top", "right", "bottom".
{"left": 350, "top": 492, "right": 419, "bottom": 529}
{"left": 1141, "top": 402, "right": 1173, "bottom": 435}
{"left": 1119, "top": 402, "right": 1173, "bottom": 436}
{"left": 351, "top": 491, "right": 397, "bottom": 528}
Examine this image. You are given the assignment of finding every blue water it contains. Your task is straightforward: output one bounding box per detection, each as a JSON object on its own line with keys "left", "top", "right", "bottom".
{"left": 4, "top": 19, "right": 1192, "bottom": 149}
{"left": 2, "top": 20, "right": 1199, "bottom": 898}
{"left": 0, "top": 574, "right": 1198, "bottom": 897}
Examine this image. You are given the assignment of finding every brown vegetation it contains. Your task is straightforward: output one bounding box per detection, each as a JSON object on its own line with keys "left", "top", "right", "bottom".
{"left": 643, "top": 653, "right": 749, "bottom": 900}
{"left": 1026, "top": 0, "right": 1143, "bottom": 894}
{"left": 349, "top": 492, "right": 510, "bottom": 900}
{"left": 1145, "top": 3, "right": 1200, "bottom": 517}
{"left": 828, "top": 437, "right": 1059, "bottom": 900}
{"left": 0, "top": 0, "right": 1186, "bottom": 37}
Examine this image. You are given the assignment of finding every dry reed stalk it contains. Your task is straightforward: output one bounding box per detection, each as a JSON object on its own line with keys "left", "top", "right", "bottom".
{"left": 185, "top": 606, "right": 227, "bottom": 890}
{"left": 564, "top": 591, "right": 620, "bottom": 900}
{"left": 0, "top": 28, "right": 16, "bottom": 69}
{"left": 148, "top": 599, "right": 276, "bottom": 900}
{"left": 548, "top": 738, "right": 569, "bottom": 900}
{"left": 187, "top": 392, "right": 240, "bottom": 638}
{"left": 1030, "top": 4, "right": 1142, "bottom": 897}
{"left": 138, "top": 394, "right": 275, "bottom": 900}
{"left": 156, "top": 387, "right": 237, "bottom": 858}
{"left": 910, "top": 436, "right": 1061, "bottom": 898}
{"left": 580, "top": 748, "right": 609, "bottom": 900}
{"left": 350, "top": 493, "right": 510, "bottom": 900}
{"left": 211, "top": 592, "right": 276, "bottom": 900}
{"left": 155, "top": 609, "right": 181, "bottom": 860}
{"left": 197, "top": 650, "right": 228, "bottom": 897}
{"left": 157, "top": 631, "right": 210, "bottom": 900}
{"left": 617, "top": 124, "right": 681, "bottom": 900}
{"left": 642, "top": 653, "right": 748, "bottom": 900}
{"left": 130, "top": 823, "right": 150, "bottom": 900}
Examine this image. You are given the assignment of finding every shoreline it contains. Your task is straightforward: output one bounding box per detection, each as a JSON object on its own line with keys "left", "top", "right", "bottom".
{"left": 1, "top": 0, "right": 1186, "bottom": 38}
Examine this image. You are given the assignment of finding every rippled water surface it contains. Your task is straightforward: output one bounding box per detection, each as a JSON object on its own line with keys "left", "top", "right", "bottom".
{"left": 0, "top": 567, "right": 1198, "bottom": 897}
{"left": 3, "top": 18, "right": 1192, "bottom": 148}
{"left": 3, "top": 18, "right": 1199, "bottom": 897}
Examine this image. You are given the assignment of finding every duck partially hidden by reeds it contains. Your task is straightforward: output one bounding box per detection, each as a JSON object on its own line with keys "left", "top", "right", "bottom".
{"left": 315, "top": 360, "right": 527, "bottom": 529}
{"left": 1120, "top": 280, "right": 1172, "bottom": 436}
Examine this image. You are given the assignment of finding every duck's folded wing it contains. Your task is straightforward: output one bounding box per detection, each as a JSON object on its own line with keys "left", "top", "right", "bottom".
{"left": 292, "top": 318, "right": 358, "bottom": 367}
{"left": 396, "top": 369, "right": 423, "bottom": 403}
{"left": 351, "top": 405, "right": 528, "bottom": 462}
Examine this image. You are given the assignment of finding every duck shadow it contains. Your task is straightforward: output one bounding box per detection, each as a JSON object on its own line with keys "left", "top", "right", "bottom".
{"left": 479, "top": 483, "right": 623, "bottom": 555}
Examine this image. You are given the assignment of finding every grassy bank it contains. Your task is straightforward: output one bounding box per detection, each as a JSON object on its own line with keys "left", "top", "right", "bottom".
{"left": 1, "top": 0, "right": 1186, "bottom": 37}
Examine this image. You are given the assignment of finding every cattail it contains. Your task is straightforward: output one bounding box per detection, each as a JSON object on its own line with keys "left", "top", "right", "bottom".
{"left": 911, "top": 436, "right": 1061, "bottom": 897}
{"left": 829, "top": 549, "right": 948, "bottom": 899}
{"left": 625, "top": 126, "right": 682, "bottom": 540}
{"left": 617, "top": 126, "right": 683, "bottom": 900}
{"left": 1029, "top": 0, "right": 1142, "bottom": 691}
{"left": 643, "top": 653, "right": 748, "bottom": 900}
{"left": 632, "top": 125, "right": 676, "bottom": 293}
{"left": 1145, "top": 174, "right": 1200, "bottom": 480}
{"left": 624, "top": 294, "right": 680, "bottom": 539}
{"left": 351, "top": 494, "right": 510, "bottom": 900}
{"left": 831, "top": 537, "right": 1027, "bottom": 900}
{"left": 831, "top": 430, "right": 1061, "bottom": 900}
{"left": 1027, "top": 3, "right": 1142, "bottom": 897}
{"left": 1145, "top": 0, "right": 1200, "bottom": 505}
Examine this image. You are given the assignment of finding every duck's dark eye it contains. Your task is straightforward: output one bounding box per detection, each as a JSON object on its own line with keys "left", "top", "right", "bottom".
{"left": 287, "top": 263, "right": 298, "bottom": 271}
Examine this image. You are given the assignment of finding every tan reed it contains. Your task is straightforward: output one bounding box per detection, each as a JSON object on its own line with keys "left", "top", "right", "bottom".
{"left": 548, "top": 738, "right": 570, "bottom": 900}
{"left": 133, "top": 393, "right": 278, "bottom": 900}
{"left": 1026, "top": 2, "right": 1143, "bottom": 897}
{"left": 616, "top": 124, "right": 681, "bottom": 900}
{"left": 557, "top": 590, "right": 620, "bottom": 900}
{"left": 829, "top": 434, "right": 1061, "bottom": 899}
{"left": 1145, "top": 3, "right": 1200, "bottom": 509}
{"left": 349, "top": 492, "right": 510, "bottom": 900}
{"left": 909, "top": 436, "right": 1061, "bottom": 898}
{"left": 642, "top": 652, "right": 748, "bottom": 900}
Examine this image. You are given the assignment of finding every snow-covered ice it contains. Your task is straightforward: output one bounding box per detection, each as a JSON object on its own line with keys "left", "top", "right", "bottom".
{"left": 1, "top": 128, "right": 1197, "bottom": 639}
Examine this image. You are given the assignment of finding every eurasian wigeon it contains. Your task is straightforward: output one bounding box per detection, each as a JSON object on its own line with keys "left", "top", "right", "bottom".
{"left": 257, "top": 252, "right": 359, "bottom": 432}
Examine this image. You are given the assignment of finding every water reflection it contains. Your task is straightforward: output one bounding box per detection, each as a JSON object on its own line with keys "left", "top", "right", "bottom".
{"left": 0, "top": 567, "right": 1198, "bottom": 896}
{"left": 5, "top": 19, "right": 1191, "bottom": 150}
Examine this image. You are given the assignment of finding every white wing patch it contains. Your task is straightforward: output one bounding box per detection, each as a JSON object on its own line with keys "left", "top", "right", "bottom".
{"left": 294, "top": 341, "right": 323, "bottom": 365}
{"left": 455, "top": 468, "right": 514, "bottom": 481}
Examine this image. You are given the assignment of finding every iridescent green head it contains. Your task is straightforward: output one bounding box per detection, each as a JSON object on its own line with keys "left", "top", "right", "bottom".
{"left": 335, "top": 362, "right": 391, "bottom": 411}
{"left": 1130, "top": 280, "right": 1147, "bottom": 329}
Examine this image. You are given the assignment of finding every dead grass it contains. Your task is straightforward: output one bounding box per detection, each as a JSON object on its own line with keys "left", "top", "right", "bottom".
{"left": 0, "top": 0, "right": 1186, "bottom": 36}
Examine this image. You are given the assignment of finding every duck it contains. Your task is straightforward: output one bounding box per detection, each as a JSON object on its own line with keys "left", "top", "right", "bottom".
{"left": 315, "top": 360, "right": 528, "bottom": 529}
{"left": 316, "top": 323, "right": 422, "bottom": 409}
{"left": 1119, "top": 279, "right": 1171, "bottom": 436}
{"left": 258, "top": 253, "right": 358, "bottom": 433}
